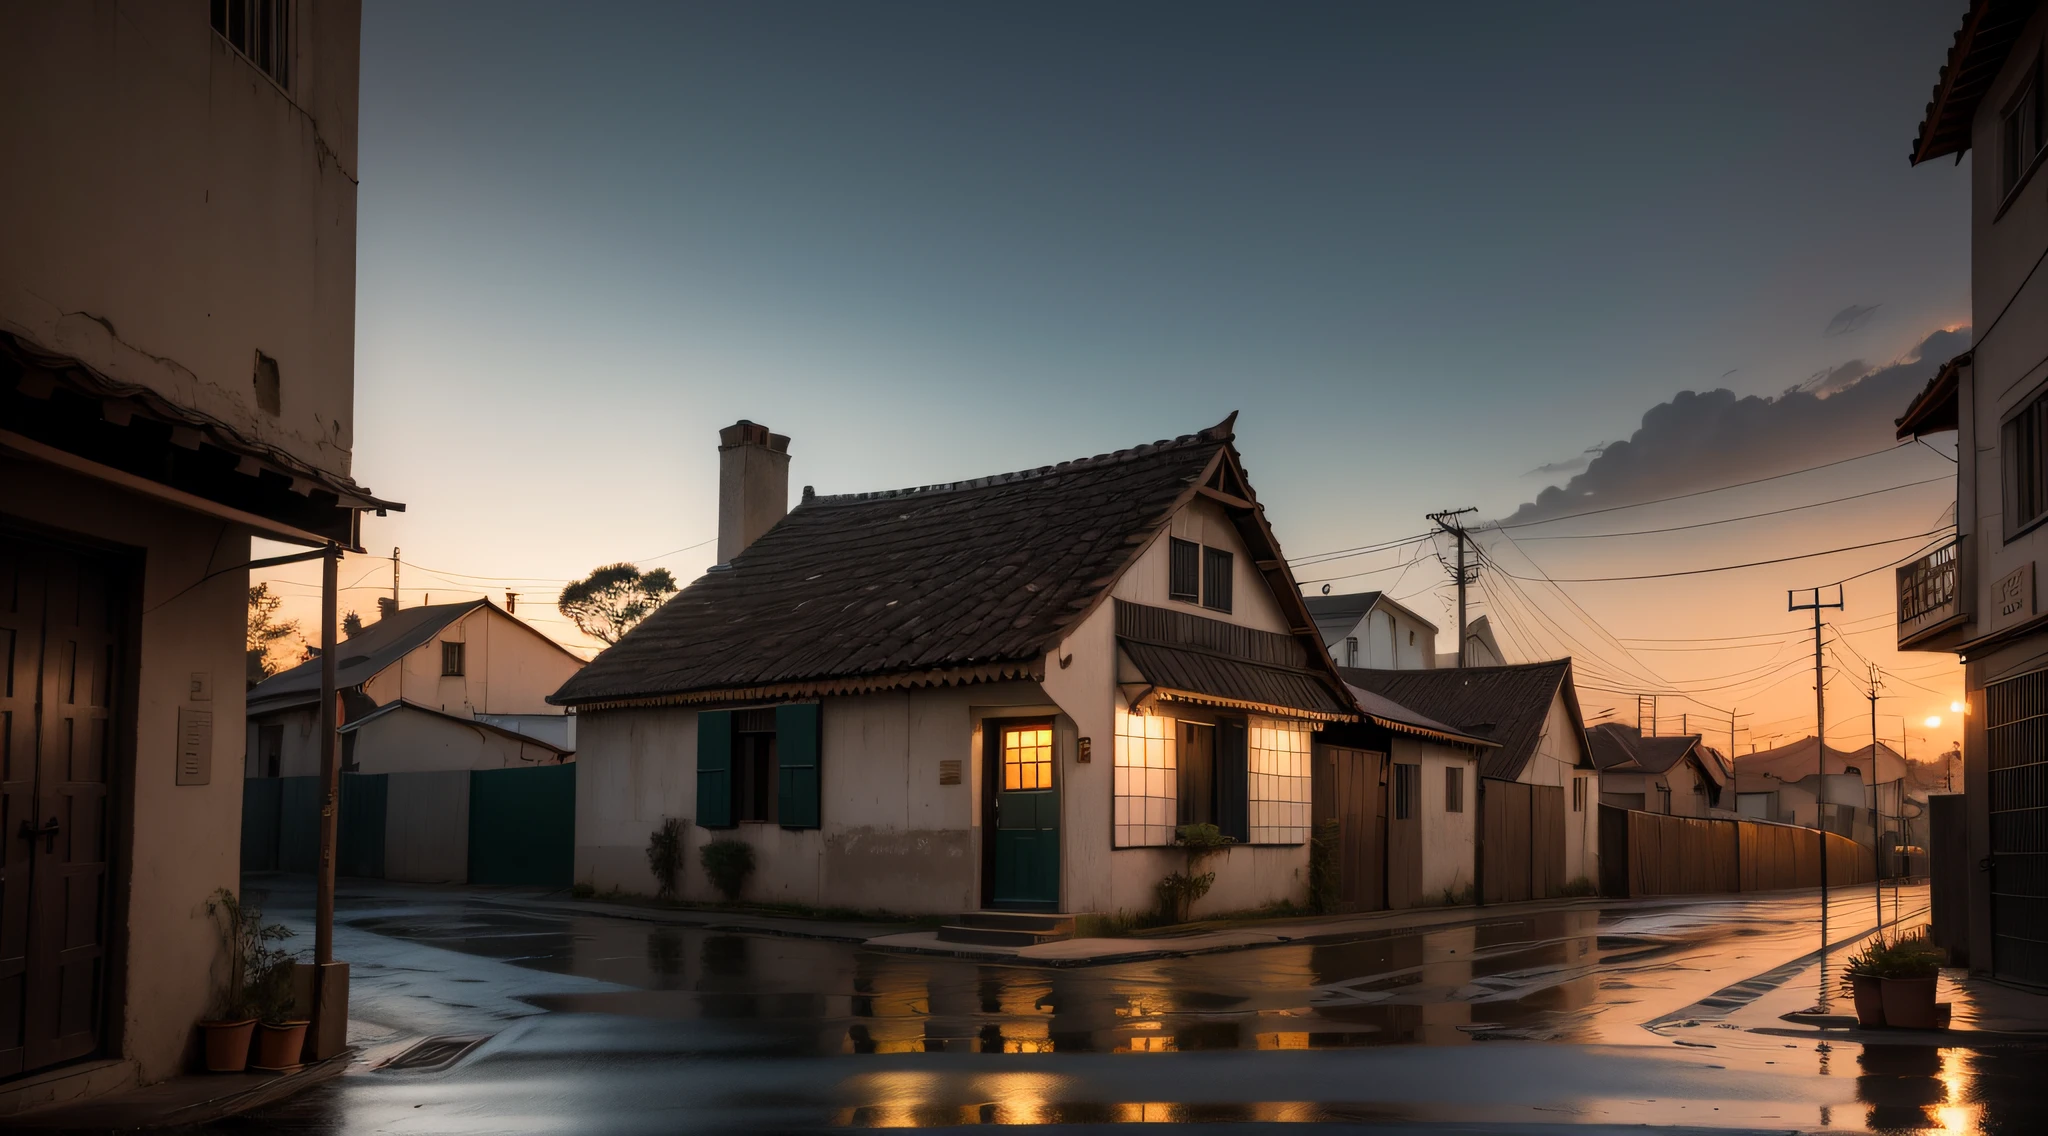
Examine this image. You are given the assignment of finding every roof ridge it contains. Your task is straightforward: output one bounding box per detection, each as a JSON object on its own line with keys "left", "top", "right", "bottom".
{"left": 804, "top": 414, "right": 1235, "bottom": 507}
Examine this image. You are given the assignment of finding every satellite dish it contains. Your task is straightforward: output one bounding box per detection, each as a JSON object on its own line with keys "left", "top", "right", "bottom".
{"left": 1321, "top": 584, "right": 1331, "bottom": 595}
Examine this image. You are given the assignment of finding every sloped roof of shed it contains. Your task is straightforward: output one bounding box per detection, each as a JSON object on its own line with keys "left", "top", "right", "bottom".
{"left": 552, "top": 415, "right": 1341, "bottom": 708}
{"left": 1587, "top": 722, "right": 1701, "bottom": 775}
{"left": 1338, "top": 659, "right": 1584, "bottom": 781}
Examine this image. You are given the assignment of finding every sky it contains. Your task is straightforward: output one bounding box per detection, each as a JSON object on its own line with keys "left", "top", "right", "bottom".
{"left": 257, "top": 0, "right": 1974, "bottom": 757}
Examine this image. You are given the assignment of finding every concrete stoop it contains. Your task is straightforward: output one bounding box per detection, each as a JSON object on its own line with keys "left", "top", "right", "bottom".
{"left": 935, "top": 911, "right": 1076, "bottom": 947}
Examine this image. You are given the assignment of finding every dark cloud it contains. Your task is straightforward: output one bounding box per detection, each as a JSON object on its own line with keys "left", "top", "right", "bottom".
{"left": 1824, "top": 303, "right": 1881, "bottom": 338}
{"left": 1502, "top": 327, "right": 1967, "bottom": 524}
{"left": 1802, "top": 358, "right": 1873, "bottom": 397}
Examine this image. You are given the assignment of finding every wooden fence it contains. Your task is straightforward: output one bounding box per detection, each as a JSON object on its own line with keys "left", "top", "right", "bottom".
{"left": 1482, "top": 778, "right": 1567, "bottom": 904}
{"left": 1598, "top": 804, "right": 1875, "bottom": 898}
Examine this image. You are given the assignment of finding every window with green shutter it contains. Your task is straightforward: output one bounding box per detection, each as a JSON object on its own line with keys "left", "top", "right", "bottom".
{"left": 776, "top": 703, "right": 822, "bottom": 829}
{"left": 696, "top": 710, "right": 734, "bottom": 828}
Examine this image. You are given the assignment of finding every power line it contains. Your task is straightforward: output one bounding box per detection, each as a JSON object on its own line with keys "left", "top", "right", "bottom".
{"left": 1486, "top": 527, "right": 1954, "bottom": 584}
{"left": 1487, "top": 441, "right": 1920, "bottom": 531}
{"left": 1511, "top": 477, "right": 1948, "bottom": 541}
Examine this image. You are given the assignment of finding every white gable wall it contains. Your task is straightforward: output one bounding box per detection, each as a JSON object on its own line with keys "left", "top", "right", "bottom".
{"left": 1513, "top": 689, "right": 1597, "bottom": 886}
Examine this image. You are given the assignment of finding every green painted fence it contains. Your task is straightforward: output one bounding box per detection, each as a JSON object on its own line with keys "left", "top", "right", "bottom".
{"left": 468, "top": 764, "right": 576, "bottom": 887}
{"left": 242, "top": 765, "right": 574, "bottom": 885}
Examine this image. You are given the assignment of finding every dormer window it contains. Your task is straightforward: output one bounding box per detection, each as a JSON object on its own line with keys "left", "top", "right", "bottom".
{"left": 441, "top": 641, "right": 465, "bottom": 677}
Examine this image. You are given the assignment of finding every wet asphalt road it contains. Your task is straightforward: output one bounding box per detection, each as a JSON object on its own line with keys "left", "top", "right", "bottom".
{"left": 202, "top": 881, "right": 2046, "bottom": 1134}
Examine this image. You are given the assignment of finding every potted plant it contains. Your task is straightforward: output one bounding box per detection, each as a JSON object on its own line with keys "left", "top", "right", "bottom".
{"left": 248, "top": 930, "right": 308, "bottom": 1071}
{"left": 1878, "top": 930, "right": 1947, "bottom": 1030}
{"left": 1840, "top": 937, "right": 1890, "bottom": 1028}
{"left": 199, "top": 888, "right": 291, "bottom": 1072}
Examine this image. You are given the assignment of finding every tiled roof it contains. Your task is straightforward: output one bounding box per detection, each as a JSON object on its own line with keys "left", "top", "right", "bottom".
{"left": 249, "top": 600, "right": 484, "bottom": 714}
{"left": 1734, "top": 737, "right": 1934, "bottom": 789}
{"left": 1344, "top": 683, "right": 1498, "bottom": 749}
{"left": 1911, "top": 0, "right": 2038, "bottom": 165}
{"left": 1338, "top": 659, "right": 1583, "bottom": 781}
{"left": 1587, "top": 723, "right": 1700, "bottom": 775}
{"left": 552, "top": 416, "right": 1328, "bottom": 707}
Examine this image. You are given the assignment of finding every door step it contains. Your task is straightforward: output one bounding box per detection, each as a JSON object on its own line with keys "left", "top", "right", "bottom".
{"left": 934, "top": 911, "right": 1076, "bottom": 946}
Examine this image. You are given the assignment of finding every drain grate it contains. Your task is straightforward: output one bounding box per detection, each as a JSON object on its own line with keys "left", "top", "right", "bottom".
{"left": 380, "top": 1033, "right": 491, "bottom": 1072}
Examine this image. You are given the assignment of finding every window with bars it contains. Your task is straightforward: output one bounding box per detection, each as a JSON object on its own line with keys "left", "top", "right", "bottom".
{"left": 440, "top": 641, "right": 465, "bottom": 676}
{"left": 211, "top": 0, "right": 294, "bottom": 91}
{"left": 1202, "top": 546, "right": 1234, "bottom": 612}
{"left": 1444, "top": 765, "right": 1463, "bottom": 813}
{"left": 2005, "top": 387, "right": 2048, "bottom": 538}
{"left": 1169, "top": 538, "right": 1200, "bottom": 601}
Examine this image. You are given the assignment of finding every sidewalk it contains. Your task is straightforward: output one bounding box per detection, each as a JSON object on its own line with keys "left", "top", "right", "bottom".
{"left": 11, "top": 1051, "right": 351, "bottom": 1133}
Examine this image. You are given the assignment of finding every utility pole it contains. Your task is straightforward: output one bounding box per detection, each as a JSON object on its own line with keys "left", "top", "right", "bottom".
{"left": 392, "top": 546, "right": 401, "bottom": 612}
{"left": 1789, "top": 585, "right": 1844, "bottom": 1009}
{"left": 1867, "top": 663, "right": 1884, "bottom": 933}
{"left": 1427, "top": 508, "right": 1478, "bottom": 666}
{"left": 1730, "top": 707, "right": 1737, "bottom": 765}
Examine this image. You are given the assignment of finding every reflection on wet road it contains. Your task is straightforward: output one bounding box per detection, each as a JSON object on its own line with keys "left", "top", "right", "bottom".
{"left": 212, "top": 884, "right": 2048, "bottom": 1134}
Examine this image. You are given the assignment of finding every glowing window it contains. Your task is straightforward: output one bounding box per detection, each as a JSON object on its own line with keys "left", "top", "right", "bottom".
{"left": 1002, "top": 726, "right": 1053, "bottom": 790}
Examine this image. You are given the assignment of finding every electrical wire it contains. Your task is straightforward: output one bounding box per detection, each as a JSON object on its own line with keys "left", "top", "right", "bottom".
{"left": 1486, "top": 527, "right": 1954, "bottom": 584}
{"left": 1511, "top": 477, "right": 1948, "bottom": 541}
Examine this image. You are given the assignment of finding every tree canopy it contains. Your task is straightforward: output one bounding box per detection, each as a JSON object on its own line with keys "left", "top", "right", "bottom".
{"left": 558, "top": 563, "right": 678, "bottom": 645}
{"left": 246, "top": 583, "right": 301, "bottom": 685}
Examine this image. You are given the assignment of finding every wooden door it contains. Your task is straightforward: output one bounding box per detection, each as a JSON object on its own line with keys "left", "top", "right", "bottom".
{"left": 1483, "top": 778, "right": 1533, "bottom": 904}
{"left": 1313, "top": 746, "right": 1385, "bottom": 912}
{"left": 1387, "top": 761, "right": 1422, "bottom": 909}
{"left": 986, "top": 720, "right": 1059, "bottom": 909}
{"left": 0, "top": 532, "right": 125, "bottom": 1077}
{"left": 1528, "top": 784, "right": 1565, "bottom": 899}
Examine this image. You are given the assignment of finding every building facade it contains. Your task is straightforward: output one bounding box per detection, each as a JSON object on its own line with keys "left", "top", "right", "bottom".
{"left": 1897, "top": 0, "right": 2048, "bottom": 985}
{"left": 1, "top": 0, "right": 391, "bottom": 1103}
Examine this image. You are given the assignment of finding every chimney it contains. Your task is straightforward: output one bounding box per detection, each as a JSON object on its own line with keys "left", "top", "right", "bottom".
{"left": 717, "top": 420, "right": 791, "bottom": 565}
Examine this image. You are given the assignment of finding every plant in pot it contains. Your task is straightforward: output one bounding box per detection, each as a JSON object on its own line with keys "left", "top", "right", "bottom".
{"left": 1877, "top": 930, "right": 1947, "bottom": 1030}
{"left": 200, "top": 888, "right": 293, "bottom": 1072}
{"left": 1840, "top": 937, "right": 1891, "bottom": 1028}
{"left": 248, "top": 931, "right": 308, "bottom": 1071}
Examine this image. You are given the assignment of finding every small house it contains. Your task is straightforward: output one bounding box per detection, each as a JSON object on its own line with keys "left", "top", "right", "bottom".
{"left": 553, "top": 416, "right": 1354, "bottom": 921}
{"left": 1587, "top": 723, "right": 1727, "bottom": 816}
{"left": 1304, "top": 591, "right": 1438, "bottom": 669}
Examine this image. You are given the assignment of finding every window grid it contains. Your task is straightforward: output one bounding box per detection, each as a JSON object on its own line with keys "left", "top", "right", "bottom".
{"left": 1002, "top": 726, "right": 1053, "bottom": 791}
{"left": 1113, "top": 708, "right": 1178, "bottom": 847}
{"left": 1247, "top": 719, "right": 1310, "bottom": 844}
{"left": 1202, "top": 546, "right": 1234, "bottom": 612}
{"left": 1168, "top": 538, "right": 1200, "bottom": 602}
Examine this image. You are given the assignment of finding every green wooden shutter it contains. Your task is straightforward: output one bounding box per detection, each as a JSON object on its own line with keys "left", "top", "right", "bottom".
{"left": 776, "top": 702, "right": 822, "bottom": 829}
{"left": 1217, "top": 717, "right": 1250, "bottom": 843}
{"left": 697, "top": 709, "right": 734, "bottom": 829}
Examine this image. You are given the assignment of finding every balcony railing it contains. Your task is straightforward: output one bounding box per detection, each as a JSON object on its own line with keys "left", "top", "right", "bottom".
{"left": 1897, "top": 541, "right": 1963, "bottom": 650}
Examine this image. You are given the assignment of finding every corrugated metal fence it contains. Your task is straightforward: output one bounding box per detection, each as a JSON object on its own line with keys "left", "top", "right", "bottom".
{"left": 241, "top": 764, "right": 573, "bottom": 887}
{"left": 1598, "top": 804, "right": 1875, "bottom": 898}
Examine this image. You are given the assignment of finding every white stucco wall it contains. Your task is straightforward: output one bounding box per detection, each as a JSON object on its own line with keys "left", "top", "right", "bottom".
{"left": 3, "top": 461, "right": 250, "bottom": 1085}
{"left": 1114, "top": 498, "right": 1289, "bottom": 631}
{"left": 392, "top": 606, "right": 584, "bottom": 718}
{"left": 0, "top": 0, "right": 363, "bottom": 479}
{"left": 1397, "top": 737, "right": 1476, "bottom": 900}
{"left": 1518, "top": 690, "right": 1597, "bottom": 886}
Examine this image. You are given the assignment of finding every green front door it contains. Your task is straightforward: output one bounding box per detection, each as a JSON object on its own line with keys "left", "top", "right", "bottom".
{"left": 988, "top": 721, "right": 1060, "bottom": 909}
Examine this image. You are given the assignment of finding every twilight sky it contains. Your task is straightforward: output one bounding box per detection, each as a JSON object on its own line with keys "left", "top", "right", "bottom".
{"left": 259, "top": 0, "right": 1973, "bottom": 754}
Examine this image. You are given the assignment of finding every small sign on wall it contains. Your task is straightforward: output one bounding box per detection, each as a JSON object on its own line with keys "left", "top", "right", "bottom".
{"left": 939, "top": 759, "right": 962, "bottom": 785}
{"left": 1991, "top": 561, "right": 2036, "bottom": 633}
{"left": 176, "top": 706, "right": 213, "bottom": 786}
{"left": 1077, "top": 737, "right": 1092, "bottom": 763}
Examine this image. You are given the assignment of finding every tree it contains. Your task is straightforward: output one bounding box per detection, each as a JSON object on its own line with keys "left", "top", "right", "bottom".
{"left": 342, "top": 611, "right": 365, "bottom": 638}
{"left": 246, "top": 583, "right": 301, "bottom": 685}
{"left": 558, "top": 563, "right": 677, "bottom": 645}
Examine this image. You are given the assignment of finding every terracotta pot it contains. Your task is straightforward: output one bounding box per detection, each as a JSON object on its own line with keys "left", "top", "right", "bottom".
{"left": 199, "top": 1019, "right": 257, "bottom": 1073}
{"left": 252, "top": 1020, "right": 310, "bottom": 1071}
{"left": 1848, "top": 972, "right": 1886, "bottom": 1028}
{"left": 1881, "top": 976, "right": 1941, "bottom": 1030}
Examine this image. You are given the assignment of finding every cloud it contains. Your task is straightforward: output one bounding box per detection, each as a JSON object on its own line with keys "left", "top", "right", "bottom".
{"left": 1803, "top": 358, "right": 1873, "bottom": 397}
{"left": 1824, "top": 303, "right": 1881, "bottom": 338}
{"left": 1523, "top": 443, "right": 1612, "bottom": 479}
{"left": 1502, "top": 326, "right": 1967, "bottom": 525}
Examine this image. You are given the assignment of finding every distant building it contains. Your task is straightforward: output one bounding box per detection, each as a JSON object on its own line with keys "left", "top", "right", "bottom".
{"left": 0, "top": 1, "right": 396, "bottom": 1099}
{"left": 1895, "top": 0, "right": 2048, "bottom": 984}
{"left": 1304, "top": 591, "right": 1438, "bottom": 669}
{"left": 555, "top": 417, "right": 1354, "bottom": 922}
{"left": 245, "top": 599, "right": 583, "bottom": 777}
{"left": 1337, "top": 660, "right": 1598, "bottom": 901}
{"left": 1587, "top": 724, "right": 1727, "bottom": 817}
